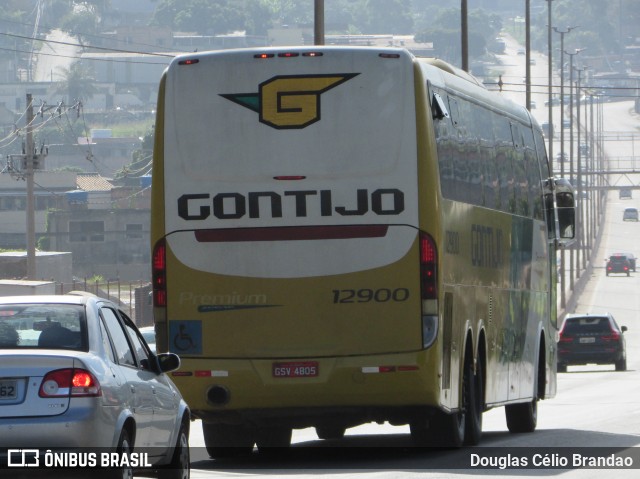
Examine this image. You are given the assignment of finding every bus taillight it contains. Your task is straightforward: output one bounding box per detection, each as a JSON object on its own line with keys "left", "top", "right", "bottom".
{"left": 419, "top": 232, "right": 437, "bottom": 300}
{"left": 153, "top": 239, "right": 167, "bottom": 307}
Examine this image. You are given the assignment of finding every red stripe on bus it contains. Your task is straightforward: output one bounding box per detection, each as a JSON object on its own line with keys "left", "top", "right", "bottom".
{"left": 194, "top": 225, "right": 389, "bottom": 242}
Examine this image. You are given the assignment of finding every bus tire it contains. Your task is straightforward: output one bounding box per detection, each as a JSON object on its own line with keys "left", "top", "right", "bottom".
{"left": 505, "top": 399, "right": 538, "bottom": 433}
{"left": 435, "top": 409, "right": 465, "bottom": 447}
{"left": 409, "top": 419, "right": 437, "bottom": 446}
{"left": 256, "top": 427, "right": 292, "bottom": 453}
{"left": 463, "top": 356, "right": 483, "bottom": 446}
{"left": 315, "top": 425, "right": 346, "bottom": 440}
{"left": 202, "top": 423, "right": 254, "bottom": 459}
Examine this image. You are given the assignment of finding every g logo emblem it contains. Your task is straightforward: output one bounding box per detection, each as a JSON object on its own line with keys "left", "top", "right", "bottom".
{"left": 221, "top": 73, "right": 359, "bottom": 129}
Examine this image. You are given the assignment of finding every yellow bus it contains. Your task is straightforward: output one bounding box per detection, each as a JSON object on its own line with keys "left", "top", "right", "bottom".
{"left": 151, "top": 46, "right": 575, "bottom": 455}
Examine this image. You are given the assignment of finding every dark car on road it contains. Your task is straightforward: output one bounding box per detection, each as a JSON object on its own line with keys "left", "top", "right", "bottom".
{"left": 623, "top": 207, "right": 639, "bottom": 221}
{"left": 612, "top": 252, "right": 637, "bottom": 271}
{"left": 606, "top": 254, "right": 632, "bottom": 276}
{"left": 558, "top": 313, "right": 628, "bottom": 372}
{"left": 619, "top": 188, "right": 632, "bottom": 199}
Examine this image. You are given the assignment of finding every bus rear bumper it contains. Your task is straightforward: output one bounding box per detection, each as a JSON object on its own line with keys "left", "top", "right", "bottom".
{"left": 192, "top": 404, "right": 441, "bottom": 430}
{"left": 171, "top": 350, "right": 444, "bottom": 429}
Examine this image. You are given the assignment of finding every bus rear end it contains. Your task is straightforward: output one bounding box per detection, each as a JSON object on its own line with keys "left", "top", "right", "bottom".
{"left": 151, "top": 47, "right": 439, "bottom": 443}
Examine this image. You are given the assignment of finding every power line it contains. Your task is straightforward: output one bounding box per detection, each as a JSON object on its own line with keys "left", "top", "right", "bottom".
{"left": 0, "top": 32, "right": 175, "bottom": 58}
{"left": 0, "top": 45, "right": 170, "bottom": 65}
{"left": 0, "top": 15, "right": 187, "bottom": 54}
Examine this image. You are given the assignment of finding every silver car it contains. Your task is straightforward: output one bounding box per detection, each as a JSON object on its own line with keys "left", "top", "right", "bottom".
{"left": 0, "top": 293, "right": 190, "bottom": 479}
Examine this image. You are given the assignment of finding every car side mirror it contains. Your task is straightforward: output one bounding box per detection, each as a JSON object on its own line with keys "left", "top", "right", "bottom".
{"left": 157, "top": 352, "right": 181, "bottom": 373}
{"left": 621, "top": 326, "right": 628, "bottom": 333}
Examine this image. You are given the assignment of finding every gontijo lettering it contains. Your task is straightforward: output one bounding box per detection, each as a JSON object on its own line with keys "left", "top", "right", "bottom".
{"left": 178, "top": 188, "right": 405, "bottom": 220}
{"left": 471, "top": 224, "right": 504, "bottom": 268}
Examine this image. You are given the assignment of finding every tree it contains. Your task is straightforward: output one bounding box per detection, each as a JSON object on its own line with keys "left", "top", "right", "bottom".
{"left": 151, "top": 0, "right": 250, "bottom": 34}
{"left": 52, "top": 62, "right": 99, "bottom": 104}
{"left": 359, "top": 0, "right": 413, "bottom": 34}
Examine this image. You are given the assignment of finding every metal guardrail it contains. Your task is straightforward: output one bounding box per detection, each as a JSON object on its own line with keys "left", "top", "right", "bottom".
{"left": 55, "top": 280, "right": 153, "bottom": 326}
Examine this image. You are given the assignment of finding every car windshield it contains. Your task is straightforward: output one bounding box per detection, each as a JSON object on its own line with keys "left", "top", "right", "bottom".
{"left": 563, "top": 317, "right": 611, "bottom": 334}
{"left": 0, "top": 304, "right": 86, "bottom": 350}
{"left": 609, "top": 256, "right": 627, "bottom": 263}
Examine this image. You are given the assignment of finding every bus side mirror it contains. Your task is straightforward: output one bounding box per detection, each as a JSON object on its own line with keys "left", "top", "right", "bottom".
{"left": 557, "top": 206, "right": 575, "bottom": 240}
{"left": 555, "top": 190, "right": 576, "bottom": 244}
{"left": 545, "top": 178, "right": 576, "bottom": 246}
{"left": 431, "top": 92, "right": 450, "bottom": 120}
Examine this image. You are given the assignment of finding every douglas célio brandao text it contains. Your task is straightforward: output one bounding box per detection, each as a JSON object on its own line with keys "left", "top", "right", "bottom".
{"left": 470, "top": 452, "right": 635, "bottom": 469}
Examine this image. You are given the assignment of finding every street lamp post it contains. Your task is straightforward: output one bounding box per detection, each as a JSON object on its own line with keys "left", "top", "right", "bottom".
{"left": 553, "top": 26, "right": 577, "bottom": 177}
{"left": 553, "top": 26, "right": 576, "bottom": 310}
{"left": 546, "top": 0, "right": 554, "bottom": 161}
{"left": 564, "top": 47, "right": 583, "bottom": 291}
{"left": 575, "top": 66, "right": 588, "bottom": 276}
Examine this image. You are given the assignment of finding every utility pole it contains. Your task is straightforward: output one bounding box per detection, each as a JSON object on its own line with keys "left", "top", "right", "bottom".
{"left": 461, "top": 0, "right": 468, "bottom": 72}
{"left": 314, "top": 0, "right": 324, "bottom": 45}
{"left": 26, "top": 93, "right": 36, "bottom": 280}
{"left": 525, "top": 0, "right": 531, "bottom": 110}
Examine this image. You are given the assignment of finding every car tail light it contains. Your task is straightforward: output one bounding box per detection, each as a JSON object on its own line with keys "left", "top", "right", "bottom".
{"left": 558, "top": 327, "right": 573, "bottom": 342}
{"left": 39, "top": 369, "right": 101, "bottom": 398}
{"left": 420, "top": 232, "right": 437, "bottom": 300}
{"left": 152, "top": 239, "right": 167, "bottom": 308}
{"left": 558, "top": 333, "right": 573, "bottom": 343}
{"left": 602, "top": 331, "right": 620, "bottom": 341}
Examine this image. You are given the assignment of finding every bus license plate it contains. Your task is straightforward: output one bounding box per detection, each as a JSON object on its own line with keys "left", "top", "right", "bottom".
{"left": 0, "top": 379, "right": 18, "bottom": 400}
{"left": 273, "top": 361, "right": 319, "bottom": 378}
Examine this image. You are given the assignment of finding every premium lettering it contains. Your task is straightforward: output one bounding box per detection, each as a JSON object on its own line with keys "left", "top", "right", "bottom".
{"left": 178, "top": 188, "right": 405, "bottom": 220}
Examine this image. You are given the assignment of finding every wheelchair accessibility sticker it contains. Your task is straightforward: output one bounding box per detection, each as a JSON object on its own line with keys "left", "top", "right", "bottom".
{"left": 169, "top": 321, "right": 202, "bottom": 354}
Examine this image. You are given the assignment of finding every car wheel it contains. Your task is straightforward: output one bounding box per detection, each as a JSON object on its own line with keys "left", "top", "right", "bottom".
{"left": 103, "top": 428, "right": 134, "bottom": 479}
{"left": 157, "top": 420, "right": 190, "bottom": 479}
{"left": 615, "top": 357, "right": 627, "bottom": 372}
{"left": 557, "top": 363, "right": 567, "bottom": 373}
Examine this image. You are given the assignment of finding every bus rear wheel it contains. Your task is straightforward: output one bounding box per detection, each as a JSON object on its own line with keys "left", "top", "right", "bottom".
{"left": 202, "top": 423, "right": 254, "bottom": 459}
{"left": 505, "top": 399, "right": 538, "bottom": 433}
{"left": 463, "top": 356, "right": 483, "bottom": 446}
{"left": 256, "top": 427, "right": 292, "bottom": 453}
{"left": 315, "top": 425, "right": 346, "bottom": 440}
{"left": 433, "top": 409, "right": 465, "bottom": 447}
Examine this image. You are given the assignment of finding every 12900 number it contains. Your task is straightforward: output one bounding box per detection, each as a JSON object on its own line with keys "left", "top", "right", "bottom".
{"left": 332, "top": 288, "right": 409, "bottom": 303}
